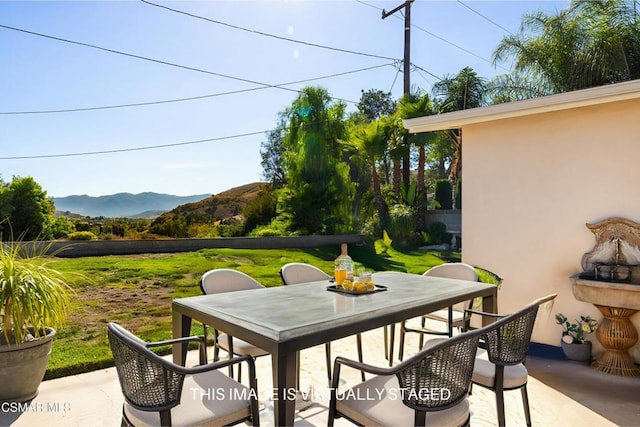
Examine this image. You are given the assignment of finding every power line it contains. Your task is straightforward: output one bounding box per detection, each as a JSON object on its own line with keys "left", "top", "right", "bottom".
{"left": 0, "top": 63, "right": 395, "bottom": 114}
{"left": 357, "top": 0, "right": 510, "bottom": 72}
{"left": 0, "top": 131, "right": 268, "bottom": 160}
{"left": 141, "top": 0, "right": 399, "bottom": 62}
{"left": 0, "top": 23, "right": 358, "bottom": 105}
{"left": 456, "top": 0, "right": 513, "bottom": 35}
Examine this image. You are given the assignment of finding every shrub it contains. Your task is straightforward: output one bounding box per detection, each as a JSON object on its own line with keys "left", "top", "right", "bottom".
{"left": 67, "top": 231, "right": 97, "bottom": 241}
{"left": 388, "top": 204, "right": 422, "bottom": 250}
{"left": 427, "top": 221, "right": 449, "bottom": 245}
{"left": 455, "top": 179, "right": 462, "bottom": 209}
{"left": 435, "top": 179, "right": 453, "bottom": 209}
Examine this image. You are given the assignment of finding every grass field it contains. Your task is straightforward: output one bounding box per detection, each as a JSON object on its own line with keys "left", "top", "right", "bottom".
{"left": 44, "top": 244, "right": 470, "bottom": 379}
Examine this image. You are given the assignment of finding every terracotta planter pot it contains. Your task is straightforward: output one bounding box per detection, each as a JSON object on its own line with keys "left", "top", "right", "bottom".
{"left": 561, "top": 340, "right": 592, "bottom": 362}
{"left": 0, "top": 328, "right": 55, "bottom": 402}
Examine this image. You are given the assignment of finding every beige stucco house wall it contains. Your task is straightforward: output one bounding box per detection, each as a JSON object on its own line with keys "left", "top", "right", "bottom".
{"left": 404, "top": 79, "right": 640, "bottom": 362}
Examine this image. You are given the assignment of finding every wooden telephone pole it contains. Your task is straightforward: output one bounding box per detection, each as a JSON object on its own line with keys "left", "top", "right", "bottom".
{"left": 382, "top": 0, "right": 414, "bottom": 188}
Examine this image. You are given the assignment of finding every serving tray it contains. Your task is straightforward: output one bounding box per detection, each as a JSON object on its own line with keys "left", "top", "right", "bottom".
{"left": 326, "top": 284, "right": 388, "bottom": 295}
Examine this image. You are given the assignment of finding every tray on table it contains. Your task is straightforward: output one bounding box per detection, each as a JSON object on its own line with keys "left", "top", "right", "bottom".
{"left": 326, "top": 284, "right": 387, "bottom": 295}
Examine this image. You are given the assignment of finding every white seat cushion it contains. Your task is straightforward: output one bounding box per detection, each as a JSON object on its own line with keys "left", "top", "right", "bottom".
{"left": 472, "top": 358, "right": 528, "bottom": 389}
{"left": 423, "top": 308, "right": 467, "bottom": 327}
{"left": 124, "top": 369, "right": 253, "bottom": 426}
{"left": 336, "top": 374, "right": 470, "bottom": 427}
{"left": 218, "top": 333, "right": 269, "bottom": 358}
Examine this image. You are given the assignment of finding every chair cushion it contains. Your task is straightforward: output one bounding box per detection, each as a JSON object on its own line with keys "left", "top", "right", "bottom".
{"left": 124, "top": 369, "right": 253, "bottom": 426}
{"left": 472, "top": 357, "right": 528, "bottom": 389}
{"left": 421, "top": 337, "right": 449, "bottom": 351}
{"left": 336, "top": 374, "right": 470, "bottom": 427}
{"left": 423, "top": 309, "right": 467, "bottom": 327}
{"left": 218, "top": 333, "right": 269, "bottom": 358}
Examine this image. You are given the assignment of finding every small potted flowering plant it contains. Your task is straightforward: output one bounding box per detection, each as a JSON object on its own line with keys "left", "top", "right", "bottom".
{"left": 555, "top": 313, "right": 597, "bottom": 362}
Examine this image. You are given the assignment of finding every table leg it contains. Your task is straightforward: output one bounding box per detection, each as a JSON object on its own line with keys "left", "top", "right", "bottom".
{"left": 591, "top": 305, "right": 640, "bottom": 377}
{"left": 172, "top": 310, "right": 192, "bottom": 365}
{"left": 481, "top": 290, "right": 498, "bottom": 325}
{"left": 272, "top": 350, "right": 298, "bottom": 427}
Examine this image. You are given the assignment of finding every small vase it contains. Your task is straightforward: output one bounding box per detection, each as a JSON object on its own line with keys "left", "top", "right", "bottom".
{"left": 561, "top": 340, "right": 593, "bottom": 362}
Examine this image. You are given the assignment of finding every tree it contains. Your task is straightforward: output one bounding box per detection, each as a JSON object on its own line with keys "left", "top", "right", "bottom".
{"left": 0, "top": 176, "right": 55, "bottom": 240}
{"left": 260, "top": 114, "right": 287, "bottom": 185}
{"left": 492, "top": 0, "right": 640, "bottom": 96}
{"left": 279, "top": 87, "right": 355, "bottom": 234}
{"left": 356, "top": 89, "right": 397, "bottom": 122}
{"left": 349, "top": 120, "right": 390, "bottom": 230}
{"left": 398, "top": 92, "right": 436, "bottom": 229}
{"left": 432, "top": 67, "right": 488, "bottom": 184}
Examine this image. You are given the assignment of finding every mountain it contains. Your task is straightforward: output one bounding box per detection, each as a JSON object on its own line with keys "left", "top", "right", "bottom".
{"left": 153, "top": 182, "right": 268, "bottom": 222}
{"left": 53, "top": 192, "right": 211, "bottom": 218}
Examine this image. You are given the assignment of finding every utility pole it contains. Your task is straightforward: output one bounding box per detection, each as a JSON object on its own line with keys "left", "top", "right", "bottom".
{"left": 382, "top": 0, "right": 414, "bottom": 188}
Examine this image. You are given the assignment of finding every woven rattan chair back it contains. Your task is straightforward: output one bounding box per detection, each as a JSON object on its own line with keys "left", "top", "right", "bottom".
{"left": 481, "top": 294, "right": 556, "bottom": 366}
{"left": 108, "top": 323, "right": 184, "bottom": 412}
{"left": 395, "top": 325, "right": 483, "bottom": 413}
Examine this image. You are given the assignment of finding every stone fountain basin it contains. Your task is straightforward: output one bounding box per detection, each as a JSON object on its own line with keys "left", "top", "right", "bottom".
{"left": 571, "top": 275, "right": 640, "bottom": 310}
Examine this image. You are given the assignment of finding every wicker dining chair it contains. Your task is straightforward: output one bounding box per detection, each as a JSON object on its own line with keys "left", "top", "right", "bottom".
{"left": 200, "top": 268, "right": 270, "bottom": 381}
{"left": 107, "top": 322, "right": 260, "bottom": 427}
{"left": 279, "top": 262, "right": 365, "bottom": 383}
{"left": 327, "top": 320, "right": 489, "bottom": 427}
{"left": 397, "top": 263, "right": 479, "bottom": 361}
{"left": 467, "top": 293, "right": 557, "bottom": 427}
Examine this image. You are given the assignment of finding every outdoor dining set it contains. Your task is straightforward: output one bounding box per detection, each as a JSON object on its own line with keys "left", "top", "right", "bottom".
{"left": 106, "top": 261, "right": 556, "bottom": 427}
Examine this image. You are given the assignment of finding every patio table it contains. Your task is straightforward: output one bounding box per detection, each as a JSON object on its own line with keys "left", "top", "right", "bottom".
{"left": 172, "top": 271, "right": 497, "bottom": 426}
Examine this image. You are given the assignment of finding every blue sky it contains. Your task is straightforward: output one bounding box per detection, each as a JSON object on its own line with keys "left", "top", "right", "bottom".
{"left": 0, "top": 0, "right": 567, "bottom": 197}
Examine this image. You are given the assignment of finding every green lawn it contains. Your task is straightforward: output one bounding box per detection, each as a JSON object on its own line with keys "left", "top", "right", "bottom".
{"left": 45, "top": 244, "right": 471, "bottom": 379}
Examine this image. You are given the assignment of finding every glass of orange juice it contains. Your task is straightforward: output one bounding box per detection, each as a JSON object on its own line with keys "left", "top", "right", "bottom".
{"left": 335, "top": 267, "right": 347, "bottom": 287}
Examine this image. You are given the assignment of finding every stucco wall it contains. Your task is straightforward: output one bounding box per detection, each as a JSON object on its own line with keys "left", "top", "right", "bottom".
{"left": 462, "top": 98, "right": 640, "bottom": 361}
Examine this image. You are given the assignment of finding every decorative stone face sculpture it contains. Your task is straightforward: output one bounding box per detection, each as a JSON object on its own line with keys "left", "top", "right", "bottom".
{"left": 581, "top": 217, "right": 640, "bottom": 279}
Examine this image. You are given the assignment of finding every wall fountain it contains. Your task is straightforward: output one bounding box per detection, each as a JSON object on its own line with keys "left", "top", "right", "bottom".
{"left": 571, "top": 217, "right": 640, "bottom": 376}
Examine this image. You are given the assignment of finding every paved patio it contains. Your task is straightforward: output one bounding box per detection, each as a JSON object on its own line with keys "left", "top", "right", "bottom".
{"left": 1, "top": 326, "right": 638, "bottom": 426}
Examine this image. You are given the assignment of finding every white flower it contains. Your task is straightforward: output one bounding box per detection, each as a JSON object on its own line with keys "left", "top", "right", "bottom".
{"left": 582, "top": 324, "right": 592, "bottom": 334}
{"left": 562, "top": 335, "right": 574, "bottom": 344}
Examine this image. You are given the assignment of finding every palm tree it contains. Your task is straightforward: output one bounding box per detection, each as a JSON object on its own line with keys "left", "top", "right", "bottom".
{"left": 398, "top": 93, "right": 436, "bottom": 228}
{"left": 432, "top": 67, "right": 488, "bottom": 184}
{"left": 350, "top": 120, "right": 390, "bottom": 229}
{"left": 492, "top": 0, "right": 640, "bottom": 96}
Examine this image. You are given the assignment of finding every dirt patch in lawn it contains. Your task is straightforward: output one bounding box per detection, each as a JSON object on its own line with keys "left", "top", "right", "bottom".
{"left": 72, "top": 280, "right": 174, "bottom": 332}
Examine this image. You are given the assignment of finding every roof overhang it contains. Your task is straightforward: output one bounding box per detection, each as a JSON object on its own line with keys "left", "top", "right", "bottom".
{"left": 403, "top": 79, "right": 640, "bottom": 133}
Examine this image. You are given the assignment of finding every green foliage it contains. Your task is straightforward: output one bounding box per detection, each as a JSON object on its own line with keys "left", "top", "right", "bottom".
{"left": 387, "top": 204, "right": 423, "bottom": 250}
{"left": 492, "top": 1, "right": 640, "bottom": 97}
{"left": 401, "top": 181, "right": 417, "bottom": 206}
{"left": 357, "top": 89, "right": 397, "bottom": 122}
{"left": 67, "top": 231, "right": 97, "bottom": 241}
{"left": 242, "top": 187, "right": 278, "bottom": 234}
{"left": 0, "top": 240, "right": 71, "bottom": 345}
{"left": 455, "top": 179, "right": 462, "bottom": 209}
{"left": 427, "top": 221, "right": 449, "bottom": 245}
{"left": 435, "top": 179, "right": 453, "bottom": 209}
{"left": 0, "top": 176, "right": 55, "bottom": 240}
{"left": 260, "top": 116, "right": 287, "bottom": 185}
{"left": 555, "top": 313, "right": 598, "bottom": 344}
{"left": 279, "top": 86, "right": 355, "bottom": 234}
{"left": 45, "top": 216, "right": 76, "bottom": 239}
{"left": 148, "top": 214, "right": 188, "bottom": 238}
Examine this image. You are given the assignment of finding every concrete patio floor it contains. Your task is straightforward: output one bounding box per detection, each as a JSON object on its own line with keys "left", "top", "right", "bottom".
{"left": 1, "top": 326, "right": 638, "bottom": 426}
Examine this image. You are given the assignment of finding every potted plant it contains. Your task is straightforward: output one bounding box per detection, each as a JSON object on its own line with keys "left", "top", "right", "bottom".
{"left": 555, "top": 313, "right": 598, "bottom": 362}
{"left": 0, "top": 239, "right": 70, "bottom": 402}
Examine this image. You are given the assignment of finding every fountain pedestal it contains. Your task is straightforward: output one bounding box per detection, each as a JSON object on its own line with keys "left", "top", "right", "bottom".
{"left": 571, "top": 275, "right": 640, "bottom": 377}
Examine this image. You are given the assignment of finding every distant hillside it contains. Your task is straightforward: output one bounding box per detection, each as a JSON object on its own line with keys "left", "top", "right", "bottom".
{"left": 154, "top": 182, "right": 268, "bottom": 223}
{"left": 53, "top": 192, "right": 211, "bottom": 218}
